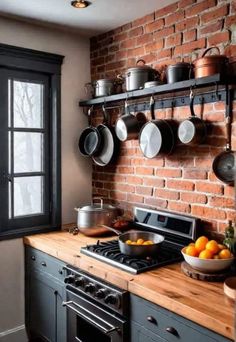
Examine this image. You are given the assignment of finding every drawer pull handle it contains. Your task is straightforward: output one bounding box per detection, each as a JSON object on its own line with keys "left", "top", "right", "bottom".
{"left": 31, "top": 256, "right": 36, "bottom": 261}
{"left": 147, "top": 316, "right": 157, "bottom": 325}
{"left": 41, "top": 262, "right": 47, "bottom": 267}
{"left": 166, "top": 326, "right": 179, "bottom": 336}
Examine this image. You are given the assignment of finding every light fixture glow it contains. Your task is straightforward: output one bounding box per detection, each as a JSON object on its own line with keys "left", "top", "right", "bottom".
{"left": 71, "top": 0, "right": 90, "bottom": 8}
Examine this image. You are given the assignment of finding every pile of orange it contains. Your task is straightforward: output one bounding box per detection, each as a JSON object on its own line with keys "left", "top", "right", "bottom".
{"left": 185, "top": 236, "right": 233, "bottom": 259}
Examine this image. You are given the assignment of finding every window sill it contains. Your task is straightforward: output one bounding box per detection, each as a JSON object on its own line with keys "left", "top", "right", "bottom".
{"left": 0, "top": 225, "right": 61, "bottom": 241}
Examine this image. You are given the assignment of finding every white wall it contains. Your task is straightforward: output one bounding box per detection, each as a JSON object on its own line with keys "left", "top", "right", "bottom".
{"left": 0, "top": 16, "right": 91, "bottom": 341}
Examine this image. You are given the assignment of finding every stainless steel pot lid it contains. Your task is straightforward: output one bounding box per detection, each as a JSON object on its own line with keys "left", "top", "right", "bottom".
{"left": 115, "top": 118, "right": 128, "bottom": 141}
{"left": 80, "top": 204, "right": 114, "bottom": 212}
{"left": 139, "top": 122, "right": 162, "bottom": 159}
{"left": 144, "top": 81, "right": 162, "bottom": 88}
{"left": 92, "top": 126, "right": 115, "bottom": 166}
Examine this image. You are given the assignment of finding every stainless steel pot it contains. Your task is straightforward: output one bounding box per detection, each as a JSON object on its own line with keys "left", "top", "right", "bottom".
{"left": 125, "top": 59, "right": 159, "bottom": 91}
{"left": 74, "top": 197, "right": 123, "bottom": 236}
{"left": 166, "top": 62, "right": 193, "bottom": 83}
{"left": 85, "top": 79, "right": 116, "bottom": 98}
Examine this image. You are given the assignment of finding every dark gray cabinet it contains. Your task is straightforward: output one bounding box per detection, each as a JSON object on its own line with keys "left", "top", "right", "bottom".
{"left": 25, "top": 246, "right": 66, "bottom": 342}
{"left": 130, "top": 294, "right": 232, "bottom": 342}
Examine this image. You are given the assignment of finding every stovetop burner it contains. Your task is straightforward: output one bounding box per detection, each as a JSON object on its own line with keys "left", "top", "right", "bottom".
{"left": 81, "top": 239, "right": 183, "bottom": 274}
{"left": 80, "top": 207, "right": 198, "bottom": 274}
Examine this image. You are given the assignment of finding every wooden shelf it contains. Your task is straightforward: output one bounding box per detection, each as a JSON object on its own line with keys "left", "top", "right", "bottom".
{"left": 79, "top": 74, "right": 228, "bottom": 107}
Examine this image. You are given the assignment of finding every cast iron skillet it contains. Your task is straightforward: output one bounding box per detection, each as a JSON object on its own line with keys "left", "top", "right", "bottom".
{"left": 178, "top": 90, "right": 207, "bottom": 145}
{"left": 92, "top": 105, "right": 120, "bottom": 166}
{"left": 212, "top": 92, "right": 235, "bottom": 185}
{"left": 78, "top": 106, "right": 102, "bottom": 157}
{"left": 139, "top": 96, "right": 176, "bottom": 158}
{"left": 102, "top": 225, "right": 165, "bottom": 258}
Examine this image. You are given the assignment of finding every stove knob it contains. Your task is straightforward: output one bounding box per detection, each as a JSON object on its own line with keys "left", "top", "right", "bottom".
{"left": 64, "top": 275, "right": 75, "bottom": 284}
{"left": 104, "top": 294, "right": 119, "bottom": 306}
{"left": 84, "top": 282, "right": 96, "bottom": 294}
{"left": 75, "top": 276, "right": 85, "bottom": 287}
{"left": 95, "top": 289, "right": 106, "bottom": 299}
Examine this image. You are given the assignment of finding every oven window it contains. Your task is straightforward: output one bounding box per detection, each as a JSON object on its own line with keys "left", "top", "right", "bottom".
{"left": 76, "top": 316, "right": 111, "bottom": 342}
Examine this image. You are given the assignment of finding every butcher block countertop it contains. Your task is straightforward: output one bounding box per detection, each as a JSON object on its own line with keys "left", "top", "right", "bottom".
{"left": 24, "top": 231, "right": 235, "bottom": 340}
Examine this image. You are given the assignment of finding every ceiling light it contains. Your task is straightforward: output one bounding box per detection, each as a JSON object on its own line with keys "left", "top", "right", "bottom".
{"left": 71, "top": 0, "right": 90, "bottom": 8}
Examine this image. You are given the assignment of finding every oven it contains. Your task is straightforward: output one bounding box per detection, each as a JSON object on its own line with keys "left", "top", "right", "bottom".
{"left": 63, "top": 266, "right": 129, "bottom": 342}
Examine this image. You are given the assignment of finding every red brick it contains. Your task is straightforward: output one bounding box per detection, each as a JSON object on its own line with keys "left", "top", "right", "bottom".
{"left": 179, "top": 0, "right": 195, "bottom": 8}
{"left": 201, "top": 4, "right": 229, "bottom": 24}
{"left": 116, "top": 50, "right": 128, "bottom": 60}
{"left": 155, "top": 3, "right": 178, "bottom": 18}
{"left": 174, "top": 38, "right": 206, "bottom": 55}
{"left": 129, "top": 27, "right": 143, "bottom": 38}
{"left": 224, "top": 186, "right": 235, "bottom": 197}
{"left": 225, "top": 15, "right": 236, "bottom": 28}
{"left": 91, "top": 56, "right": 104, "bottom": 66}
{"left": 105, "top": 54, "right": 115, "bottom": 63}
{"left": 224, "top": 45, "right": 236, "bottom": 58}
{"left": 200, "top": 20, "right": 224, "bottom": 35}
{"left": 181, "top": 193, "right": 207, "bottom": 204}
{"left": 165, "top": 10, "right": 185, "bottom": 26}
{"left": 139, "top": 54, "right": 156, "bottom": 64}
{"left": 156, "top": 49, "right": 172, "bottom": 60}
{"left": 136, "top": 33, "right": 153, "bottom": 46}
{"left": 209, "top": 196, "right": 235, "bottom": 208}
{"left": 184, "top": 169, "right": 207, "bottom": 179}
{"left": 127, "top": 46, "right": 145, "bottom": 58}
{"left": 126, "top": 176, "right": 143, "bottom": 185}
{"left": 127, "top": 193, "right": 144, "bottom": 203}
{"left": 105, "top": 60, "right": 126, "bottom": 71}
{"left": 117, "top": 166, "right": 134, "bottom": 174}
{"left": 121, "top": 39, "right": 135, "bottom": 49}
{"left": 136, "top": 167, "right": 154, "bottom": 175}
{"left": 186, "top": 0, "right": 216, "bottom": 17}
{"left": 208, "top": 31, "right": 230, "bottom": 46}
{"left": 176, "top": 17, "right": 198, "bottom": 32}
{"left": 165, "top": 33, "right": 182, "bottom": 48}
{"left": 132, "top": 13, "right": 155, "bottom": 28}
{"left": 136, "top": 186, "right": 153, "bottom": 196}
{"left": 183, "top": 29, "right": 197, "bottom": 43}
{"left": 144, "top": 197, "right": 168, "bottom": 208}
{"left": 227, "top": 210, "right": 236, "bottom": 222}
{"left": 145, "top": 19, "right": 164, "bottom": 33}
{"left": 109, "top": 44, "right": 119, "bottom": 53}
{"left": 145, "top": 40, "right": 164, "bottom": 53}
{"left": 192, "top": 205, "right": 226, "bottom": 220}
{"left": 153, "top": 26, "right": 175, "bottom": 40}
{"left": 194, "top": 158, "right": 213, "bottom": 169}
{"left": 143, "top": 178, "right": 165, "bottom": 188}
{"left": 203, "top": 112, "right": 225, "bottom": 122}
{"left": 114, "top": 32, "right": 128, "bottom": 42}
{"left": 168, "top": 201, "right": 191, "bottom": 213}
{"left": 166, "top": 158, "right": 194, "bottom": 167}
{"left": 167, "top": 180, "right": 195, "bottom": 191}
{"left": 196, "top": 182, "right": 223, "bottom": 195}
{"left": 155, "top": 168, "right": 182, "bottom": 178}
{"left": 155, "top": 189, "right": 180, "bottom": 200}
{"left": 110, "top": 191, "right": 127, "bottom": 201}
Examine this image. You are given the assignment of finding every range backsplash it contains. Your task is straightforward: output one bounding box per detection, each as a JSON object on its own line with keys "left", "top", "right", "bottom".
{"left": 90, "top": 0, "right": 236, "bottom": 236}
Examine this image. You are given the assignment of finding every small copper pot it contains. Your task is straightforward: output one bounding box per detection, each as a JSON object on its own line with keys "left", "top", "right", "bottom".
{"left": 194, "top": 47, "right": 228, "bottom": 78}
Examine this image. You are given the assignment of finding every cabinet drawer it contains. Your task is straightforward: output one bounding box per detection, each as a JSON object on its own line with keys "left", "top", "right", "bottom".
{"left": 25, "top": 246, "right": 65, "bottom": 281}
{"left": 131, "top": 294, "right": 231, "bottom": 342}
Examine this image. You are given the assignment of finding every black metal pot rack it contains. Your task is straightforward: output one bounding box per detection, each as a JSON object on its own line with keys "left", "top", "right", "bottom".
{"left": 79, "top": 74, "right": 236, "bottom": 113}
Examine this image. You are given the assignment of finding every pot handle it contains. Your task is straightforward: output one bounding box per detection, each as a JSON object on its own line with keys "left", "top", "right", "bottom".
{"left": 87, "top": 106, "right": 94, "bottom": 126}
{"left": 92, "top": 196, "right": 104, "bottom": 208}
{"left": 99, "top": 224, "right": 122, "bottom": 236}
{"left": 150, "top": 95, "right": 155, "bottom": 121}
{"left": 201, "top": 46, "right": 220, "bottom": 58}
{"left": 189, "top": 89, "right": 196, "bottom": 117}
{"left": 136, "top": 59, "right": 146, "bottom": 66}
{"left": 74, "top": 207, "right": 80, "bottom": 212}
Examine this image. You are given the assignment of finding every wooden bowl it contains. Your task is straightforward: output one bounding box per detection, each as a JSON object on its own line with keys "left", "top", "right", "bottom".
{"left": 224, "top": 277, "right": 236, "bottom": 300}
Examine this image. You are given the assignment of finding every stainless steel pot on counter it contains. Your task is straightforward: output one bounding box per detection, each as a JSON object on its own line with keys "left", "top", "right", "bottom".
{"left": 74, "top": 197, "right": 123, "bottom": 236}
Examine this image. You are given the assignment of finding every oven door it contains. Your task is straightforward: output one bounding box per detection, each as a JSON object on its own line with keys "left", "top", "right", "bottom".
{"left": 63, "top": 289, "right": 127, "bottom": 342}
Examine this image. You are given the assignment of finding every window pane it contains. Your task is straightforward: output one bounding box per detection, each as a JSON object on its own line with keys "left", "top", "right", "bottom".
{"left": 14, "top": 132, "right": 44, "bottom": 173}
{"left": 13, "top": 81, "right": 44, "bottom": 128}
{"left": 14, "top": 176, "right": 44, "bottom": 217}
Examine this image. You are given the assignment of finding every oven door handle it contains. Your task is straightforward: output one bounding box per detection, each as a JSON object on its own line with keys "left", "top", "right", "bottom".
{"left": 62, "top": 300, "right": 119, "bottom": 335}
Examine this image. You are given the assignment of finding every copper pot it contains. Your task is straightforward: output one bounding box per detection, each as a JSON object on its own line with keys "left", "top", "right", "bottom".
{"left": 194, "top": 47, "right": 228, "bottom": 78}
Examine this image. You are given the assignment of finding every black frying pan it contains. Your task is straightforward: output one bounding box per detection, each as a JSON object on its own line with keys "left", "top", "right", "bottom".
{"left": 139, "top": 96, "right": 176, "bottom": 158}
{"left": 78, "top": 106, "right": 102, "bottom": 156}
{"left": 92, "top": 105, "right": 120, "bottom": 166}
{"left": 178, "top": 90, "right": 206, "bottom": 145}
{"left": 212, "top": 92, "right": 235, "bottom": 185}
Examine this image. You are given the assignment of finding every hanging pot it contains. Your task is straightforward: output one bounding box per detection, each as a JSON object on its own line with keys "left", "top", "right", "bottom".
{"left": 139, "top": 96, "right": 176, "bottom": 158}
{"left": 78, "top": 106, "right": 102, "bottom": 156}
{"left": 178, "top": 90, "right": 207, "bottom": 145}
{"left": 212, "top": 91, "right": 235, "bottom": 185}
{"left": 194, "top": 47, "right": 228, "bottom": 78}
{"left": 125, "top": 59, "right": 159, "bottom": 91}
{"left": 115, "top": 100, "right": 146, "bottom": 141}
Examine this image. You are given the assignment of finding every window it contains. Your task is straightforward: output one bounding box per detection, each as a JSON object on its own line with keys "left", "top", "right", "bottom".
{"left": 0, "top": 44, "right": 63, "bottom": 239}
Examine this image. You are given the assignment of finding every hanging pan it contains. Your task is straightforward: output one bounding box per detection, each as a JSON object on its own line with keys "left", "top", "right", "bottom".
{"left": 92, "top": 105, "right": 120, "bottom": 166}
{"left": 139, "top": 96, "right": 176, "bottom": 158}
{"left": 78, "top": 106, "right": 102, "bottom": 157}
{"left": 212, "top": 91, "right": 235, "bottom": 185}
{"left": 178, "top": 89, "right": 207, "bottom": 145}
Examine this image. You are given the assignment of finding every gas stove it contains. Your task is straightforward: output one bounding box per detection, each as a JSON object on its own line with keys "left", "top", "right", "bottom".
{"left": 81, "top": 207, "right": 198, "bottom": 274}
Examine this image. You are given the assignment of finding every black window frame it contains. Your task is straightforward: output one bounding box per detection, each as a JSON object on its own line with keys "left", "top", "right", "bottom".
{"left": 0, "top": 43, "right": 64, "bottom": 240}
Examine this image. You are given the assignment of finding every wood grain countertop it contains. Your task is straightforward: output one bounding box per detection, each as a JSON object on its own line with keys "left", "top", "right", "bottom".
{"left": 23, "top": 230, "right": 235, "bottom": 340}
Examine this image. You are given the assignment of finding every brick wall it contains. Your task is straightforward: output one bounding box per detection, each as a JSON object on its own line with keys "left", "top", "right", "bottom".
{"left": 90, "top": 0, "right": 236, "bottom": 236}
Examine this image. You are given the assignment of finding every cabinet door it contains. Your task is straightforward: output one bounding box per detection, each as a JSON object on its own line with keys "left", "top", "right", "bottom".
{"left": 26, "top": 270, "right": 66, "bottom": 342}
{"left": 131, "top": 322, "right": 167, "bottom": 342}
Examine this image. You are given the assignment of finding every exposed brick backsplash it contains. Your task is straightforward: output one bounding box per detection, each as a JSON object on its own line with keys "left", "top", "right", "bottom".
{"left": 90, "top": 0, "right": 236, "bottom": 237}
